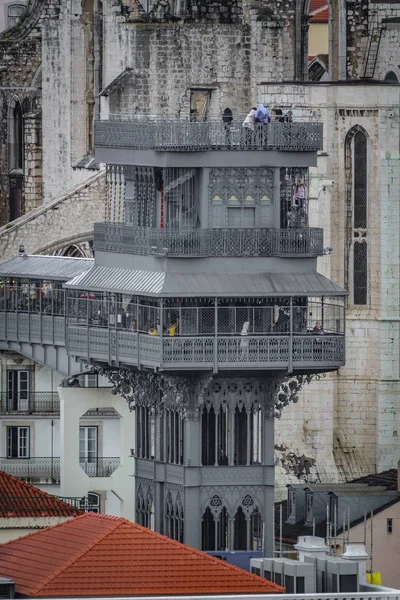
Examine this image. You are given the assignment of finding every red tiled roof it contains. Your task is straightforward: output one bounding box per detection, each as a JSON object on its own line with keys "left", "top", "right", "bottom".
{"left": 0, "top": 513, "right": 285, "bottom": 597}
{"left": 0, "top": 470, "right": 81, "bottom": 518}
{"left": 309, "top": 0, "right": 328, "bottom": 21}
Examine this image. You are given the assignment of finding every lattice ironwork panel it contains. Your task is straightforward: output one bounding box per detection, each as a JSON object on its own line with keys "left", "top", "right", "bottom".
{"left": 216, "top": 336, "right": 289, "bottom": 364}
{"left": 117, "top": 330, "right": 137, "bottom": 363}
{"left": 42, "top": 316, "right": 53, "bottom": 344}
{"left": 17, "top": 314, "right": 29, "bottom": 342}
{"left": 353, "top": 241, "right": 368, "bottom": 305}
{"left": 139, "top": 334, "right": 162, "bottom": 363}
{"left": 88, "top": 328, "right": 109, "bottom": 360}
{"left": 67, "top": 326, "right": 87, "bottom": 354}
{"left": 6, "top": 314, "right": 17, "bottom": 341}
{"left": 54, "top": 317, "right": 66, "bottom": 345}
{"left": 30, "top": 315, "right": 41, "bottom": 343}
{"left": 162, "top": 337, "right": 214, "bottom": 364}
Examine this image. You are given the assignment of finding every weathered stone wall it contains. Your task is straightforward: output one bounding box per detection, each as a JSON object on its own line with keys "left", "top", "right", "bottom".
{"left": 0, "top": 171, "right": 105, "bottom": 260}
{"left": 102, "top": 0, "right": 306, "bottom": 121}
{"left": 345, "top": 0, "right": 400, "bottom": 80}
{"left": 258, "top": 83, "right": 400, "bottom": 495}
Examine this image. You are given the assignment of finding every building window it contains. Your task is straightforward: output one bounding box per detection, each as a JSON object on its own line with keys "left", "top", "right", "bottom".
{"left": 7, "top": 426, "right": 29, "bottom": 458}
{"left": 387, "top": 518, "right": 393, "bottom": 534}
{"left": 7, "top": 369, "right": 29, "bottom": 411}
{"left": 384, "top": 71, "right": 399, "bottom": 83}
{"left": 136, "top": 406, "right": 155, "bottom": 460}
{"left": 345, "top": 126, "right": 368, "bottom": 305}
{"left": 165, "top": 491, "right": 184, "bottom": 543}
{"left": 288, "top": 490, "right": 296, "bottom": 519}
{"left": 305, "top": 493, "right": 313, "bottom": 523}
{"left": 7, "top": 4, "right": 26, "bottom": 28}
{"left": 79, "top": 426, "right": 98, "bottom": 463}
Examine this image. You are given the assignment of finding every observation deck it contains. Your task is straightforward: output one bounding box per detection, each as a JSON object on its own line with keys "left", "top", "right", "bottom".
{"left": 94, "top": 117, "right": 323, "bottom": 168}
{"left": 95, "top": 119, "right": 323, "bottom": 152}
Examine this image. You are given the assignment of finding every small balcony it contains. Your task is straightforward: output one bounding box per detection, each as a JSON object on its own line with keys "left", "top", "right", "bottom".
{"left": 0, "top": 392, "right": 60, "bottom": 415}
{"left": 79, "top": 457, "right": 120, "bottom": 477}
{"left": 94, "top": 119, "right": 323, "bottom": 153}
{"left": 94, "top": 223, "right": 324, "bottom": 258}
{"left": 0, "top": 457, "right": 60, "bottom": 484}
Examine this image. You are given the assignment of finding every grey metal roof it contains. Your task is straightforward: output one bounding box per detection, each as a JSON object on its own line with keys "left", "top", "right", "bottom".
{"left": 65, "top": 266, "right": 346, "bottom": 297}
{"left": 0, "top": 255, "right": 94, "bottom": 281}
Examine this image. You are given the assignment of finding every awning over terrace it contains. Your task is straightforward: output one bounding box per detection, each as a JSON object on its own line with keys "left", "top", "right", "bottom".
{"left": 64, "top": 265, "right": 347, "bottom": 298}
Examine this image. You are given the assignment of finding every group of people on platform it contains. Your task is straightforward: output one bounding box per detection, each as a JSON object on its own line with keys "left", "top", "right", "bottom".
{"left": 242, "top": 103, "right": 293, "bottom": 130}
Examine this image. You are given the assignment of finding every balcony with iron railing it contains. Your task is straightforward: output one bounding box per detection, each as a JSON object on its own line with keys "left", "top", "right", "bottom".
{"left": 94, "top": 223, "right": 324, "bottom": 258}
{"left": 66, "top": 297, "right": 346, "bottom": 373}
{"left": 94, "top": 119, "right": 323, "bottom": 153}
{"left": 0, "top": 392, "right": 60, "bottom": 414}
{"left": 0, "top": 457, "right": 60, "bottom": 484}
{"left": 79, "top": 457, "right": 120, "bottom": 477}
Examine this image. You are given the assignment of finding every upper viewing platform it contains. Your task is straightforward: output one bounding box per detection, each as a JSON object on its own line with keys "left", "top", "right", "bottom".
{"left": 94, "top": 116, "right": 323, "bottom": 155}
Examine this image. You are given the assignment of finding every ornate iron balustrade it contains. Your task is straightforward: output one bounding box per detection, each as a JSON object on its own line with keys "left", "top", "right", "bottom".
{"left": 79, "top": 457, "right": 120, "bottom": 477}
{"left": 67, "top": 327, "right": 345, "bottom": 371}
{"left": 95, "top": 120, "right": 323, "bottom": 152}
{"left": 94, "top": 223, "right": 324, "bottom": 257}
{"left": 0, "top": 458, "right": 60, "bottom": 483}
{"left": 0, "top": 313, "right": 66, "bottom": 345}
{"left": 0, "top": 392, "right": 60, "bottom": 414}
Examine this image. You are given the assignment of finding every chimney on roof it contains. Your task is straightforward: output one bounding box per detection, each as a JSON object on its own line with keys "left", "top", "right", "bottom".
{"left": 295, "top": 536, "right": 329, "bottom": 562}
{"left": 342, "top": 542, "right": 370, "bottom": 583}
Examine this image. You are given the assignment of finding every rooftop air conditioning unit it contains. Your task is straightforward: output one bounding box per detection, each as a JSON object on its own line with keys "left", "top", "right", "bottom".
{"left": 325, "top": 556, "right": 359, "bottom": 593}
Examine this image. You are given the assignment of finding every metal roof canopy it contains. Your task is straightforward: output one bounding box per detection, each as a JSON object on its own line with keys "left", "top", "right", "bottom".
{"left": 0, "top": 255, "right": 94, "bottom": 281}
{"left": 65, "top": 265, "right": 347, "bottom": 297}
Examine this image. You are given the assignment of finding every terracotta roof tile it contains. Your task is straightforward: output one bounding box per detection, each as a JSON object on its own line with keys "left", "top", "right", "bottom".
{"left": 0, "top": 471, "right": 81, "bottom": 518}
{"left": 309, "top": 0, "right": 328, "bottom": 21}
{"left": 0, "top": 513, "right": 285, "bottom": 597}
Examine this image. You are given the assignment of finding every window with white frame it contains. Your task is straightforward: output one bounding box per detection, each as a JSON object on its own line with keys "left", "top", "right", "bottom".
{"left": 7, "top": 426, "right": 30, "bottom": 458}
{"left": 7, "top": 4, "right": 26, "bottom": 28}
{"left": 7, "top": 369, "right": 29, "bottom": 410}
{"left": 79, "top": 426, "right": 98, "bottom": 463}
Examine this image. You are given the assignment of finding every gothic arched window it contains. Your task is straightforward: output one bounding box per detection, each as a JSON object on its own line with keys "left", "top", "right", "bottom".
{"left": 345, "top": 126, "right": 368, "bottom": 305}
{"left": 202, "top": 507, "right": 215, "bottom": 551}
{"left": 384, "top": 71, "right": 399, "bottom": 83}
{"left": 250, "top": 507, "right": 263, "bottom": 551}
{"left": 136, "top": 486, "right": 146, "bottom": 526}
{"left": 234, "top": 406, "right": 247, "bottom": 465}
{"left": 234, "top": 506, "right": 247, "bottom": 550}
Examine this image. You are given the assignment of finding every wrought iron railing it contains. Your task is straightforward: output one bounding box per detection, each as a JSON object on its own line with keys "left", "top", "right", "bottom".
{"left": 0, "top": 458, "right": 60, "bottom": 483}
{"left": 95, "top": 120, "right": 323, "bottom": 152}
{"left": 67, "top": 327, "right": 345, "bottom": 370}
{"left": 94, "top": 223, "right": 324, "bottom": 257}
{"left": 0, "top": 392, "right": 60, "bottom": 414}
{"left": 79, "top": 457, "right": 120, "bottom": 477}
